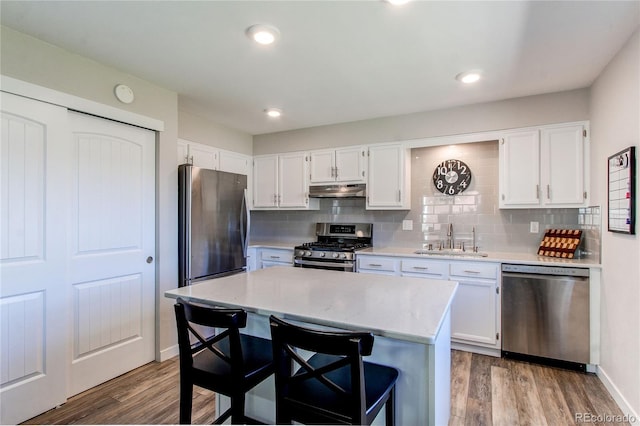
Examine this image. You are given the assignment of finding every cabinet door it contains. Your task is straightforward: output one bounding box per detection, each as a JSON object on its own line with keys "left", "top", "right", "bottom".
{"left": 219, "top": 149, "right": 250, "bottom": 176}
{"left": 279, "top": 152, "right": 309, "bottom": 208}
{"left": 309, "top": 149, "right": 335, "bottom": 184}
{"left": 367, "top": 144, "right": 409, "bottom": 209}
{"left": 190, "top": 143, "right": 219, "bottom": 170}
{"left": 253, "top": 155, "right": 278, "bottom": 208}
{"left": 450, "top": 279, "right": 498, "bottom": 346}
{"left": 335, "top": 146, "right": 366, "bottom": 183}
{"left": 541, "top": 125, "right": 585, "bottom": 206}
{"left": 499, "top": 131, "right": 540, "bottom": 207}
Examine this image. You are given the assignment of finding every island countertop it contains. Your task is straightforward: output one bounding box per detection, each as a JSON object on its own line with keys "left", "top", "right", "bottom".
{"left": 165, "top": 266, "right": 458, "bottom": 345}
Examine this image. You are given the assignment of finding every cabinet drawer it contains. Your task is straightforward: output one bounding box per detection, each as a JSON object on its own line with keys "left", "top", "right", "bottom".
{"left": 401, "top": 259, "right": 448, "bottom": 277}
{"left": 260, "top": 249, "right": 293, "bottom": 263}
{"left": 357, "top": 256, "right": 397, "bottom": 273}
{"left": 449, "top": 262, "right": 498, "bottom": 279}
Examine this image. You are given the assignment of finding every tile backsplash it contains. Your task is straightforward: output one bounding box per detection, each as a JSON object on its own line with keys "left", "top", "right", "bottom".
{"left": 250, "top": 141, "right": 600, "bottom": 260}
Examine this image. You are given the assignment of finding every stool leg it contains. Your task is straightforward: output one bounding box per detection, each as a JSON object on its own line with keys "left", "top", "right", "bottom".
{"left": 230, "top": 393, "right": 245, "bottom": 424}
{"left": 385, "top": 387, "right": 395, "bottom": 426}
{"left": 179, "top": 379, "right": 193, "bottom": 424}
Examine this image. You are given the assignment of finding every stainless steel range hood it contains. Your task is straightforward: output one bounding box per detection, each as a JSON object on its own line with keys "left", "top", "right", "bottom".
{"left": 308, "top": 183, "right": 366, "bottom": 198}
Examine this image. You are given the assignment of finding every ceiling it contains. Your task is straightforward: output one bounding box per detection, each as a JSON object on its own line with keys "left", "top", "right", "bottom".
{"left": 1, "top": 1, "right": 638, "bottom": 135}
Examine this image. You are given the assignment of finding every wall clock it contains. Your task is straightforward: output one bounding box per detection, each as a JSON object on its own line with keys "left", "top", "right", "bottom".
{"left": 433, "top": 159, "right": 472, "bottom": 195}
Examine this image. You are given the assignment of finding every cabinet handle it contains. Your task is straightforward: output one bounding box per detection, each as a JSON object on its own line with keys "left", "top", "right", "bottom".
{"left": 536, "top": 184, "right": 539, "bottom": 200}
{"left": 368, "top": 263, "right": 383, "bottom": 267}
{"left": 335, "top": 167, "right": 339, "bottom": 180}
{"left": 398, "top": 190, "right": 401, "bottom": 202}
{"left": 413, "top": 266, "right": 429, "bottom": 270}
{"left": 547, "top": 184, "right": 551, "bottom": 199}
{"left": 463, "top": 270, "right": 481, "bottom": 274}
{"left": 270, "top": 256, "right": 281, "bottom": 259}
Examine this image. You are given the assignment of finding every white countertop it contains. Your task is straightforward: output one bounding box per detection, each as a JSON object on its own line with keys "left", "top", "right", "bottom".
{"left": 165, "top": 266, "right": 458, "bottom": 345}
{"left": 358, "top": 246, "right": 602, "bottom": 268}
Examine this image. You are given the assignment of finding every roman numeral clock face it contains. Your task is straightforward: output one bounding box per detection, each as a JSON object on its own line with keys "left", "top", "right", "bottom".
{"left": 432, "top": 159, "right": 472, "bottom": 195}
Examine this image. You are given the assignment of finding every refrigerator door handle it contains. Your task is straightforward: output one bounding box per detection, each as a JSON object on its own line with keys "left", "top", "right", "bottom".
{"left": 241, "top": 189, "right": 250, "bottom": 258}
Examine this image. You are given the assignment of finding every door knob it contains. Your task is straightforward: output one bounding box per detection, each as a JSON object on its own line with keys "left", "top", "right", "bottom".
{"left": 146, "top": 256, "right": 154, "bottom": 264}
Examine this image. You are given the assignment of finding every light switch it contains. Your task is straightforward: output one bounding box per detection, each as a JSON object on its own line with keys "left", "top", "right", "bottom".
{"left": 530, "top": 221, "right": 539, "bottom": 233}
{"left": 402, "top": 220, "right": 413, "bottom": 231}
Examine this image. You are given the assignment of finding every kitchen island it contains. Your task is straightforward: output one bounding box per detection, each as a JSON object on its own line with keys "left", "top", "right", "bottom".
{"left": 165, "top": 266, "right": 458, "bottom": 425}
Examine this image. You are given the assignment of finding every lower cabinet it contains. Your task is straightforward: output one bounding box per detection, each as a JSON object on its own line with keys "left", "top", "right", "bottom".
{"left": 248, "top": 247, "right": 294, "bottom": 270}
{"left": 356, "top": 254, "right": 501, "bottom": 354}
{"left": 448, "top": 262, "right": 500, "bottom": 352}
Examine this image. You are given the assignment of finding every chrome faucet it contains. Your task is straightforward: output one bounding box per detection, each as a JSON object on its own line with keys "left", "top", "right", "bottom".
{"left": 447, "top": 223, "right": 454, "bottom": 249}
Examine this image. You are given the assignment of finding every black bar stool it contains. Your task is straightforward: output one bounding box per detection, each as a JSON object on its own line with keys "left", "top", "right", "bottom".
{"left": 174, "top": 298, "right": 274, "bottom": 424}
{"left": 269, "top": 315, "right": 399, "bottom": 425}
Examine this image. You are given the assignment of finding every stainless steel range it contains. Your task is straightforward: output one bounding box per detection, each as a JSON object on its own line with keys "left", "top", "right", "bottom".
{"left": 294, "top": 223, "right": 373, "bottom": 272}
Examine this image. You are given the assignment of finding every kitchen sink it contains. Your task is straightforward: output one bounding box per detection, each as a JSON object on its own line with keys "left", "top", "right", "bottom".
{"left": 413, "top": 249, "right": 489, "bottom": 258}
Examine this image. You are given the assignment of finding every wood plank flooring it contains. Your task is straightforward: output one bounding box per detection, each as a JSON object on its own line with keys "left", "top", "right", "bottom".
{"left": 23, "top": 350, "right": 627, "bottom": 425}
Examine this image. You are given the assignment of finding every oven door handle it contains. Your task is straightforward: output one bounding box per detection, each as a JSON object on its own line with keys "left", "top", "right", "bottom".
{"left": 294, "top": 259, "right": 354, "bottom": 269}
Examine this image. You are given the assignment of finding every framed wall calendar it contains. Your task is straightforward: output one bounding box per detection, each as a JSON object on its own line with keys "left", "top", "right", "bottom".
{"left": 608, "top": 146, "right": 636, "bottom": 234}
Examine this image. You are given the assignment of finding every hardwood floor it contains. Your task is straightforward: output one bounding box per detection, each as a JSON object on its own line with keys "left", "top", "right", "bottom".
{"left": 24, "top": 351, "right": 627, "bottom": 425}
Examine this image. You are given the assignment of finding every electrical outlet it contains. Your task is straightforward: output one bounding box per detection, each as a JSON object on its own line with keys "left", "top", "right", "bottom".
{"left": 402, "top": 220, "right": 413, "bottom": 231}
{"left": 530, "top": 221, "right": 539, "bottom": 233}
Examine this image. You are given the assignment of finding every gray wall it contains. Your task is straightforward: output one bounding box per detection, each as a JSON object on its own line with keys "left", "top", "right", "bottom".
{"left": 590, "top": 29, "right": 640, "bottom": 417}
{"left": 178, "top": 108, "right": 253, "bottom": 155}
{"left": 253, "top": 89, "right": 590, "bottom": 154}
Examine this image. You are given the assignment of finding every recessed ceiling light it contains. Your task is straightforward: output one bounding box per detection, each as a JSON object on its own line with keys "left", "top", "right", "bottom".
{"left": 456, "top": 71, "right": 482, "bottom": 84}
{"left": 265, "top": 108, "right": 282, "bottom": 118}
{"left": 246, "top": 24, "right": 280, "bottom": 45}
{"left": 384, "top": 0, "right": 411, "bottom": 5}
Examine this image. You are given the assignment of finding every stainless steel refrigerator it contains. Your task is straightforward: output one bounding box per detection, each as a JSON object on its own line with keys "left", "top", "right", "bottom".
{"left": 178, "top": 164, "right": 249, "bottom": 287}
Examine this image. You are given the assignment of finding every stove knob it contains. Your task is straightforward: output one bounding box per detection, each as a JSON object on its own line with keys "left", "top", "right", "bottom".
{"left": 319, "top": 252, "right": 325, "bottom": 257}
{"left": 342, "top": 253, "right": 348, "bottom": 259}
{"left": 305, "top": 251, "right": 312, "bottom": 256}
{"left": 332, "top": 253, "right": 339, "bottom": 258}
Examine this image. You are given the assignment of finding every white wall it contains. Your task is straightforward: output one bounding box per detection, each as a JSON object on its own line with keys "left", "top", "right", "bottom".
{"left": 590, "top": 29, "right": 640, "bottom": 418}
{"left": 0, "top": 25, "right": 180, "bottom": 358}
{"left": 253, "top": 89, "right": 589, "bottom": 154}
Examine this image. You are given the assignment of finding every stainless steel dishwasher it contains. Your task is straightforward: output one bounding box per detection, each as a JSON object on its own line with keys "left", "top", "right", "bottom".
{"left": 501, "top": 264, "right": 590, "bottom": 371}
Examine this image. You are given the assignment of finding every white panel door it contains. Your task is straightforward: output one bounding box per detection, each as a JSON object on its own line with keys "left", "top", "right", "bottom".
{"left": 0, "top": 92, "right": 69, "bottom": 424}
{"left": 68, "top": 112, "right": 155, "bottom": 396}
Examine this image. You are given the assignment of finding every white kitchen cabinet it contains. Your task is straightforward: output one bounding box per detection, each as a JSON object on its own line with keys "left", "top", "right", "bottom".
{"left": 356, "top": 253, "right": 501, "bottom": 354}
{"left": 258, "top": 248, "right": 293, "bottom": 269}
{"left": 499, "top": 123, "right": 588, "bottom": 208}
{"left": 366, "top": 143, "right": 411, "bottom": 210}
{"left": 356, "top": 255, "right": 399, "bottom": 276}
{"left": 448, "top": 262, "right": 500, "bottom": 349}
{"left": 219, "top": 149, "right": 250, "bottom": 175}
{"left": 309, "top": 146, "right": 367, "bottom": 184}
{"left": 252, "top": 153, "right": 319, "bottom": 210}
{"left": 177, "top": 139, "right": 250, "bottom": 175}
{"left": 400, "top": 258, "right": 448, "bottom": 279}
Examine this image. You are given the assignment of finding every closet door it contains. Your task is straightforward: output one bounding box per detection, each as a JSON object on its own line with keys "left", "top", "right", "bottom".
{"left": 0, "top": 92, "right": 70, "bottom": 424}
{"left": 68, "top": 112, "right": 156, "bottom": 396}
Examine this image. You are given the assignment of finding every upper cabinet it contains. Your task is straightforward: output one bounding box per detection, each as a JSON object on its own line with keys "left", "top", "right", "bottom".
{"left": 178, "top": 139, "right": 250, "bottom": 176}
{"left": 499, "top": 123, "right": 588, "bottom": 209}
{"left": 366, "top": 143, "right": 411, "bottom": 210}
{"left": 252, "top": 152, "right": 319, "bottom": 210}
{"left": 309, "top": 146, "right": 367, "bottom": 184}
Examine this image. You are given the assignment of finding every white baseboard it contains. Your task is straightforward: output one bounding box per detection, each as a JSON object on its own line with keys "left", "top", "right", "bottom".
{"left": 597, "top": 365, "right": 639, "bottom": 425}
{"left": 159, "top": 344, "right": 179, "bottom": 362}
